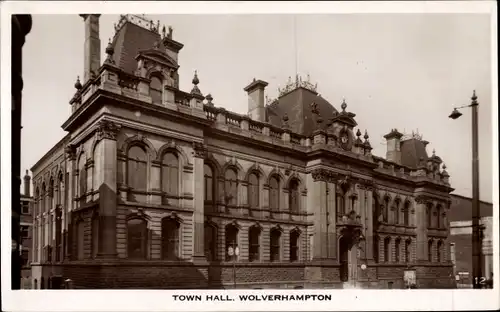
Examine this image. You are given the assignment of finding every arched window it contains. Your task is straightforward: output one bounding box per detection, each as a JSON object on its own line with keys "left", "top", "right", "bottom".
{"left": 394, "top": 199, "right": 400, "bottom": 224}
{"left": 373, "top": 236, "right": 379, "bottom": 263}
{"left": 127, "top": 218, "right": 148, "bottom": 259}
{"left": 437, "top": 240, "right": 442, "bottom": 262}
{"left": 289, "top": 179, "right": 300, "bottom": 213}
{"left": 204, "top": 164, "right": 214, "bottom": 203}
{"left": 270, "top": 228, "right": 281, "bottom": 262}
{"left": 384, "top": 237, "right": 391, "bottom": 262}
{"left": 225, "top": 224, "right": 238, "bottom": 261}
{"left": 248, "top": 172, "right": 259, "bottom": 209}
{"left": 428, "top": 240, "right": 433, "bottom": 262}
{"left": 336, "top": 191, "right": 345, "bottom": 217}
{"left": 224, "top": 168, "right": 238, "bottom": 206}
{"left": 436, "top": 205, "right": 442, "bottom": 228}
{"left": 405, "top": 239, "right": 411, "bottom": 263}
{"left": 426, "top": 204, "right": 433, "bottom": 228}
{"left": 35, "top": 188, "right": 40, "bottom": 216}
{"left": 204, "top": 223, "right": 217, "bottom": 261}
{"left": 403, "top": 201, "right": 410, "bottom": 226}
{"left": 91, "top": 213, "right": 99, "bottom": 258}
{"left": 41, "top": 183, "right": 46, "bottom": 213}
{"left": 161, "top": 152, "right": 179, "bottom": 196}
{"left": 395, "top": 238, "right": 401, "bottom": 262}
{"left": 383, "top": 196, "right": 390, "bottom": 223}
{"left": 150, "top": 76, "right": 162, "bottom": 104}
{"left": 78, "top": 157, "right": 87, "bottom": 198}
{"left": 127, "top": 146, "right": 147, "bottom": 191}
{"left": 76, "top": 219, "right": 85, "bottom": 260}
{"left": 49, "top": 178, "right": 54, "bottom": 210}
{"left": 161, "top": 218, "right": 180, "bottom": 260}
{"left": 248, "top": 225, "right": 260, "bottom": 262}
{"left": 269, "top": 176, "right": 280, "bottom": 211}
{"left": 290, "top": 230, "right": 300, "bottom": 262}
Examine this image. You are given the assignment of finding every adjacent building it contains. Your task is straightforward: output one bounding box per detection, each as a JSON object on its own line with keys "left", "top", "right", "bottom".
{"left": 20, "top": 171, "right": 34, "bottom": 288}
{"left": 30, "top": 14, "right": 456, "bottom": 289}
{"left": 449, "top": 194, "right": 494, "bottom": 288}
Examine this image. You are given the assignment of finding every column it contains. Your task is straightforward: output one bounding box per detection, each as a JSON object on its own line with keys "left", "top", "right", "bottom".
{"left": 64, "top": 145, "right": 77, "bottom": 261}
{"left": 192, "top": 143, "right": 206, "bottom": 261}
{"left": 95, "top": 120, "right": 120, "bottom": 258}
{"left": 365, "top": 187, "right": 374, "bottom": 261}
{"left": 309, "top": 169, "right": 328, "bottom": 260}
{"left": 327, "top": 181, "right": 337, "bottom": 259}
{"left": 415, "top": 196, "right": 428, "bottom": 262}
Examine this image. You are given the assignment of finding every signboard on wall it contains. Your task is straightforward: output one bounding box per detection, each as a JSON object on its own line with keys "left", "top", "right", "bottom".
{"left": 404, "top": 269, "right": 416, "bottom": 288}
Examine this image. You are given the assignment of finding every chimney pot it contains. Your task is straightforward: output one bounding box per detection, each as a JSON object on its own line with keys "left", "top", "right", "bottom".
{"left": 244, "top": 79, "right": 268, "bottom": 122}
{"left": 81, "top": 14, "right": 101, "bottom": 83}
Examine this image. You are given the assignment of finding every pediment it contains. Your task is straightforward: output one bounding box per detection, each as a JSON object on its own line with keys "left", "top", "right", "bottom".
{"left": 330, "top": 112, "right": 357, "bottom": 128}
{"left": 136, "top": 49, "right": 179, "bottom": 69}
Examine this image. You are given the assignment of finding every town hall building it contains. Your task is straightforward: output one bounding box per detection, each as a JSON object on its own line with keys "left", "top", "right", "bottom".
{"left": 30, "top": 14, "right": 455, "bottom": 289}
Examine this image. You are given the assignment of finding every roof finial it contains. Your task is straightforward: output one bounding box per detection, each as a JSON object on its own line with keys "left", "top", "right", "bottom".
{"left": 105, "top": 38, "right": 115, "bottom": 64}
{"left": 168, "top": 26, "right": 173, "bottom": 39}
{"left": 162, "top": 25, "right": 166, "bottom": 38}
{"left": 74, "top": 76, "right": 82, "bottom": 90}
{"left": 205, "top": 93, "right": 213, "bottom": 106}
{"left": 356, "top": 129, "right": 362, "bottom": 138}
{"left": 341, "top": 98, "right": 347, "bottom": 112}
{"left": 192, "top": 70, "right": 199, "bottom": 85}
{"left": 442, "top": 163, "right": 447, "bottom": 170}
{"left": 364, "top": 130, "right": 369, "bottom": 140}
{"left": 156, "top": 20, "right": 160, "bottom": 33}
{"left": 432, "top": 149, "right": 436, "bottom": 156}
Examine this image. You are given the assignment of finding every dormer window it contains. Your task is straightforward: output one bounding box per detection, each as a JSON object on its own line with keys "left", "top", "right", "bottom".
{"left": 150, "top": 76, "right": 162, "bottom": 104}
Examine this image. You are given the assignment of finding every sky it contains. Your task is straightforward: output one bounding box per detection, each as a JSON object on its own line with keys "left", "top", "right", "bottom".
{"left": 20, "top": 13, "right": 493, "bottom": 202}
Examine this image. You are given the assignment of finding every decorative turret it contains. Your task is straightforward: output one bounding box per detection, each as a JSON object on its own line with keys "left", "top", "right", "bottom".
{"left": 189, "top": 71, "right": 206, "bottom": 117}
{"left": 190, "top": 70, "right": 204, "bottom": 99}
{"left": 441, "top": 163, "right": 450, "bottom": 184}
{"left": 104, "top": 38, "right": 115, "bottom": 64}
{"left": 363, "top": 130, "right": 372, "bottom": 155}
{"left": 74, "top": 76, "right": 82, "bottom": 90}
{"left": 205, "top": 93, "right": 214, "bottom": 106}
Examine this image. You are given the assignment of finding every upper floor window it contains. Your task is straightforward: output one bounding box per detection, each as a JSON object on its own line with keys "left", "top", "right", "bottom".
{"left": 289, "top": 179, "right": 300, "bottom": 213}
{"left": 437, "top": 240, "right": 443, "bottom": 262}
{"left": 21, "top": 201, "right": 30, "bottom": 215}
{"left": 403, "top": 201, "right": 410, "bottom": 226}
{"left": 383, "top": 197, "right": 390, "bottom": 223}
{"left": 150, "top": 76, "right": 162, "bottom": 104}
{"left": 35, "top": 188, "right": 39, "bottom": 216}
{"left": 336, "top": 190, "right": 345, "bottom": 217}
{"left": 161, "top": 218, "right": 180, "bottom": 260}
{"left": 248, "top": 173, "right": 259, "bottom": 209}
{"left": 248, "top": 225, "right": 260, "bottom": 262}
{"left": 41, "top": 184, "right": 46, "bottom": 213}
{"left": 426, "top": 204, "right": 433, "bottom": 228}
{"left": 127, "top": 146, "right": 147, "bottom": 191}
{"left": 204, "top": 164, "right": 214, "bottom": 203}
{"left": 21, "top": 226, "right": 29, "bottom": 239}
{"left": 270, "top": 228, "right": 281, "bottom": 262}
{"left": 394, "top": 199, "right": 400, "bottom": 224}
{"left": 436, "top": 205, "right": 443, "bottom": 228}
{"left": 78, "top": 158, "right": 87, "bottom": 198}
{"left": 161, "top": 152, "right": 179, "bottom": 196}
{"left": 269, "top": 176, "right": 280, "bottom": 211}
{"left": 224, "top": 168, "right": 238, "bottom": 206}
{"left": 127, "top": 218, "right": 148, "bottom": 259}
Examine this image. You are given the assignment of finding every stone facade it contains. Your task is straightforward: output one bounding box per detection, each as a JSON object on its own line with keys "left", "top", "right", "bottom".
{"left": 30, "top": 14, "right": 455, "bottom": 289}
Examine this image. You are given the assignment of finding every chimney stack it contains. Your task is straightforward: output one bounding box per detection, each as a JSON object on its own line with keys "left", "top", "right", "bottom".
{"left": 383, "top": 128, "right": 403, "bottom": 164}
{"left": 80, "top": 14, "right": 101, "bottom": 83}
{"left": 23, "top": 170, "right": 31, "bottom": 197}
{"left": 244, "top": 79, "right": 268, "bottom": 123}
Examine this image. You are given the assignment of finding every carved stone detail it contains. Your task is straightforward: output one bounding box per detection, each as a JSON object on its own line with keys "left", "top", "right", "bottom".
{"left": 192, "top": 142, "right": 206, "bottom": 159}
{"left": 65, "top": 145, "right": 77, "bottom": 161}
{"left": 96, "top": 120, "right": 121, "bottom": 141}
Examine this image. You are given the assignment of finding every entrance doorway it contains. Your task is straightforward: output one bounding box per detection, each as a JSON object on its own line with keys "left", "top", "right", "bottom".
{"left": 339, "top": 236, "right": 349, "bottom": 282}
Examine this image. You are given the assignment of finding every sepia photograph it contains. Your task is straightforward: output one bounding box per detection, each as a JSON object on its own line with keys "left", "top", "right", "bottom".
{"left": 2, "top": 1, "right": 498, "bottom": 311}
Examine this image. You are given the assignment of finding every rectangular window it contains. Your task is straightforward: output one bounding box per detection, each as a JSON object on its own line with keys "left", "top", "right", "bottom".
{"left": 21, "top": 202, "right": 30, "bottom": 214}
{"left": 21, "top": 250, "right": 29, "bottom": 267}
{"left": 21, "top": 226, "right": 29, "bottom": 239}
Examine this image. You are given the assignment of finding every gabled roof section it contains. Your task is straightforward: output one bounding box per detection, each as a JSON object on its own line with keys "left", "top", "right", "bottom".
{"left": 136, "top": 48, "right": 179, "bottom": 69}
{"left": 111, "top": 21, "right": 162, "bottom": 74}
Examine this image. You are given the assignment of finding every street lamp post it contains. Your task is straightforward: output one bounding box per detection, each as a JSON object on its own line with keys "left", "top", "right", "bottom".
{"left": 448, "top": 90, "right": 482, "bottom": 289}
{"left": 227, "top": 244, "right": 239, "bottom": 289}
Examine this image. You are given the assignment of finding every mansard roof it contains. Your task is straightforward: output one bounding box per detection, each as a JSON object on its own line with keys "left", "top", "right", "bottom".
{"left": 400, "top": 138, "right": 429, "bottom": 168}
{"left": 111, "top": 21, "right": 163, "bottom": 74}
{"left": 266, "top": 86, "right": 338, "bottom": 137}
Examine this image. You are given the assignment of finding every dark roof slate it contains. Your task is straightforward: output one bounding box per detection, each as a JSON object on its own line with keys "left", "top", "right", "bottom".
{"left": 400, "top": 138, "right": 429, "bottom": 168}
{"left": 449, "top": 194, "right": 493, "bottom": 222}
{"left": 266, "top": 87, "right": 338, "bottom": 136}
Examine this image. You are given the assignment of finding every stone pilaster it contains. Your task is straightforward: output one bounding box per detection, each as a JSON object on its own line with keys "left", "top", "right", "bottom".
{"left": 309, "top": 170, "right": 329, "bottom": 260}
{"left": 95, "top": 120, "right": 120, "bottom": 258}
{"left": 192, "top": 142, "right": 206, "bottom": 262}
{"left": 415, "top": 196, "right": 429, "bottom": 262}
{"left": 326, "top": 181, "right": 337, "bottom": 259}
